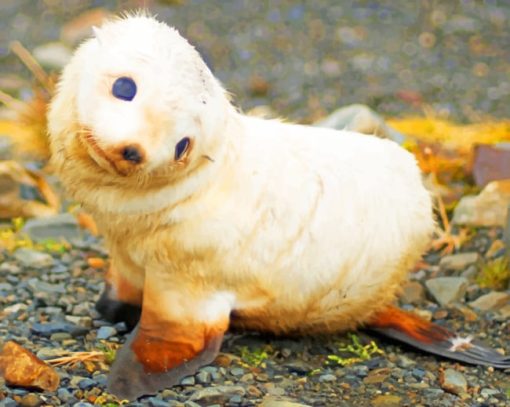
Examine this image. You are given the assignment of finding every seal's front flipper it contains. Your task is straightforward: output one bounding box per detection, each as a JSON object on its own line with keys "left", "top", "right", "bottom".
{"left": 107, "top": 273, "right": 233, "bottom": 400}
{"left": 368, "top": 306, "right": 510, "bottom": 369}
{"left": 95, "top": 264, "right": 143, "bottom": 331}
{"left": 107, "top": 325, "right": 224, "bottom": 400}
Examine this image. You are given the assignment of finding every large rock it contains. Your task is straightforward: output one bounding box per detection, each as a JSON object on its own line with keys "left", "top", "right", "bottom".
{"left": 32, "top": 42, "right": 72, "bottom": 70}
{"left": 0, "top": 341, "right": 60, "bottom": 392}
{"left": 259, "top": 397, "right": 311, "bottom": 407}
{"left": 14, "top": 248, "right": 54, "bottom": 269}
{"left": 439, "top": 368, "right": 467, "bottom": 395}
{"left": 452, "top": 180, "right": 510, "bottom": 227}
{"left": 425, "top": 277, "right": 468, "bottom": 306}
{"left": 188, "top": 385, "right": 246, "bottom": 404}
{"left": 439, "top": 252, "right": 480, "bottom": 272}
{"left": 314, "top": 104, "right": 406, "bottom": 144}
{"left": 22, "top": 213, "right": 81, "bottom": 242}
{"left": 469, "top": 291, "right": 510, "bottom": 311}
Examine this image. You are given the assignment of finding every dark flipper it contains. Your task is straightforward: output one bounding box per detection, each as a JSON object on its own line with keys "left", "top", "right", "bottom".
{"left": 107, "top": 326, "right": 224, "bottom": 400}
{"left": 95, "top": 287, "right": 141, "bottom": 331}
{"left": 368, "top": 306, "right": 510, "bottom": 369}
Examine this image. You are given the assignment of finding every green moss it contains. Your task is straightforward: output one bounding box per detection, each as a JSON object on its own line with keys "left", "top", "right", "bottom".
{"left": 327, "top": 333, "right": 383, "bottom": 367}
{"left": 477, "top": 257, "right": 510, "bottom": 290}
{"left": 239, "top": 345, "right": 271, "bottom": 367}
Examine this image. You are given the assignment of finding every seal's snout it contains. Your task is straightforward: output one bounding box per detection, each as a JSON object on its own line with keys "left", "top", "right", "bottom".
{"left": 122, "top": 145, "right": 143, "bottom": 164}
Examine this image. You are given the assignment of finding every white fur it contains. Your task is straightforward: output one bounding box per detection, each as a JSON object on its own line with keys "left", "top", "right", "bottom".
{"left": 48, "top": 15, "right": 435, "bottom": 332}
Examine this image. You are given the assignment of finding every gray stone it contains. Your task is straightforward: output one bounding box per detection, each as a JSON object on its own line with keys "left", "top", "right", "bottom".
{"left": 196, "top": 370, "right": 211, "bottom": 384}
{"left": 57, "top": 388, "right": 73, "bottom": 403}
{"left": 32, "top": 42, "right": 73, "bottom": 69}
{"left": 318, "top": 373, "right": 336, "bottom": 382}
{"left": 425, "top": 277, "right": 468, "bottom": 306}
{"left": 14, "top": 248, "right": 55, "bottom": 269}
{"left": 22, "top": 213, "right": 81, "bottom": 242}
{"left": 180, "top": 376, "right": 195, "bottom": 386}
{"left": 96, "top": 326, "right": 117, "bottom": 340}
{"left": 469, "top": 291, "right": 510, "bottom": 311}
{"left": 31, "top": 322, "right": 88, "bottom": 338}
{"left": 148, "top": 399, "right": 169, "bottom": 407}
{"left": 36, "top": 347, "right": 64, "bottom": 360}
{"left": 50, "top": 332, "right": 72, "bottom": 341}
{"left": 77, "top": 378, "right": 96, "bottom": 390}
{"left": 189, "top": 385, "right": 246, "bottom": 404}
{"left": 439, "top": 252, "right": 480, "bottom": 271}
{"left": 453, "top": 180, "right": 510, "bottom": 227}
{"left": 440, "top": 368, "right": 467, "bottom": 395}
{"left": 480, "top": 388, "right": 500, "bottom": 397}
{"left": 0, "top": 398, "right": 17, "bottom": 407}
{"left": 400, "top": 281, "right": 425, "bottom": 304}
{"left": 314, "top": 104, "right": 406, "bottom": 144}
{"left": 230, "top": 367, "right": 245, "bottom": 376}
{"left": 27, "top": 278, "right": 66, "bottom": 294}
{"left": 259, "top": 399, "right": 311, "bottom": 407}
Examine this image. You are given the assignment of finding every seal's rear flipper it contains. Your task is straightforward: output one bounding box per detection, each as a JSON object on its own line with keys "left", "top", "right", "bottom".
{"left": 368, "top": 306, "right": 510, "bottom": 369}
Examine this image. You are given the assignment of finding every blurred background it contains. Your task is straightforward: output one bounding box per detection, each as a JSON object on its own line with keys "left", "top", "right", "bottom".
{"left": 0, "top": 0, "right": 508, "bottom": 123}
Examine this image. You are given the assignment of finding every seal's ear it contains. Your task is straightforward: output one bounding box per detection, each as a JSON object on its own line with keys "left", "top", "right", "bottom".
{"left": 92, "top": 26, "right": 103, "bottom": 44}
{"left": 107, "top": 271, "right": 232, "bottom": 400}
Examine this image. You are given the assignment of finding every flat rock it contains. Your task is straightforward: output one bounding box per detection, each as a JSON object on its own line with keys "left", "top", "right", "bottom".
{"left": 31, "top": 322, "right": 88, "bottom": 338}
{"left": 399, "top": 281, "right": 425, "bottom": 304}
{"left": 0, "top": 341, "right": 59, "bottom": 392}
{"left": 189, "top": 385, "right": 246, "bottom": 404}
{"left": 469, "top": 291, "right": 510, "bottom": 311}
{"left": 439, "top": 368, "right": 467, "bottom": 395}
{"left": 26, "top": 278, "right": 66, "bottom": 294}
{"left": 259, "top": 396, "right": 311, "bottom": 407}
{"left": 96, "top": 326, "right": 117, "bottom": 340}
{"left": 314, "top": 104, "right": 406, "bottom": 144}
{"left": 14, "top": 248, "right": 54, "bottom": 269}
{"left": 22, "top": 213, "right": 80, "bottom": 242}
{"left": 453, "top": 180, "right": 510, "bottom": 227}
{"left": 425, "top": 277, "right": 468, "bottom": 306}
{"left": 371, "top": 394, "right": 402, "bottom": 407}
{"left": 439, "top": 252, "right": 480, "bottom": 271}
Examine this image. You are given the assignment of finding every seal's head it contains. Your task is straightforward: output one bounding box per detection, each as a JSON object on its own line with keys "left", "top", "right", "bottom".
{"left": 48, "top": 14, "right": 232, "bottom": 202}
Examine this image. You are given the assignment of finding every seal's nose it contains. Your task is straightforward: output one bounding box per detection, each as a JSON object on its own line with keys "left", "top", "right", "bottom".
{"left": 122, "top": 145, "right": 143, "bottom": 164}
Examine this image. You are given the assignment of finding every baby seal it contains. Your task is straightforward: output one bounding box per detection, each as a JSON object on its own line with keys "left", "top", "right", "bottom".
{"left": 48, "top": 14, "right": 509, "bottom": 400}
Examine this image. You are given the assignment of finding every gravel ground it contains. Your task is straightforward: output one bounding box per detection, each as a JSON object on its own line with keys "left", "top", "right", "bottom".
{"left": 0, "top": 1, "right": 509, "bottom": 406}
{"left": 0, "top": 226, "right": 509, "bottom": 406}
{"left": 0, "top": 0, "right": 509, "bottom": 122}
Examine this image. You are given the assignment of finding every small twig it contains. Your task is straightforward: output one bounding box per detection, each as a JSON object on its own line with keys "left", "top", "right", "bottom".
{"left": 47, "top": 351, "right": 105, "bottom": 367}
{"left": 0, "top": 89, "right": 29, "bottom": 113}
{"left": 10, "top": 41, "right": 53, "bottom": 93}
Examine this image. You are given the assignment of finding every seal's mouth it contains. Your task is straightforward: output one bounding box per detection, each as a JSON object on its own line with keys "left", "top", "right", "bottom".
{"left": 80, "top": 130, "right": 145, "bottom": 177}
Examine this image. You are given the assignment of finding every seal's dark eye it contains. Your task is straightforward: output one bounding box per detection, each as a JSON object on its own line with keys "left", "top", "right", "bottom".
{"left": 175, "top": 137, "right": 190, "bottom": 160}
{"left": 112, "top": 77, "right": 137, "bottom": 101}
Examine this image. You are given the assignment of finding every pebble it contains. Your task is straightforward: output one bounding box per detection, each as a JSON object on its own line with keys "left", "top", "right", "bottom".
{"left": 188, "top": 385, "right": 246, "bottom": 404}
{"left": 196, "top": 370, "right": 212, "bottom": 384}
{"left": 440, "top": 368, "right": 468, "bottom": 395}
{"left": 371, "top": 394, "right": 402, "bottom": 407}
{"left": 32, "top": 42, "right": 72, "bottom": 69}
{"left": 315, "top": 104, "right": 406, "bottom": 144}
{"left": 439, "top": 252, "right": 480, "bottom": 271}
{"left": 57, "top": 388, "right": 73, "bottom": 403}
{"left": 259, "top": 397, "right": 311, "bottom": 407}
{"left": 18, "top": 394, "right": 42, "bottom": 407}
{"left": 318, "top": 373, "right": 336, "bottom": 382}
{"left": 31, "top": 322, "right": 88, "bottom": 338}
{"left": 180, "top": 376, "right": 195, "bottom": 386}
{"left": 22, "top": 213, "right": 80, "bottom": 242}
{"left": 27, "top": 278, "right": 66, "bottom": 294}
{"left": 425, "top": 277, "right": 468, "bottom": 306}
{"left": 399, "top": 281, "right": 425, "bottom": 304}
{"left": 149, "top": 399, "right": 170, "bottom": 407}
{"left": 96, "top": 326, "right": 117, "bottom": 340}
{"left": 14, "top": 248, "right": 55, "bottom": 269}
{"left": 453, "top": 180, "right": 510, "bottom": 227}
{"left": 77, "top": 378, "right": 96, "bottom": 390}
{"left": 230, "top": 367, "right": 245, "bottom": 376}
{"left": 469, "top": 291, "right": 510, "bottom": 311}
{"left": 0, "top": 398, "right": 17, "bottom": 407}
